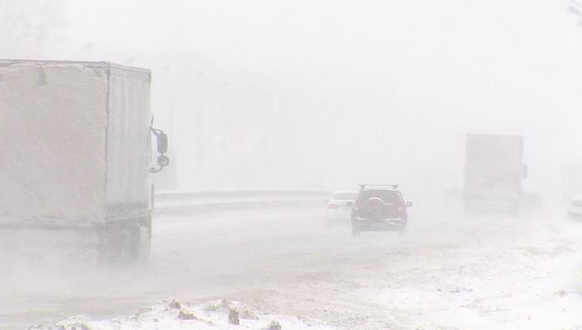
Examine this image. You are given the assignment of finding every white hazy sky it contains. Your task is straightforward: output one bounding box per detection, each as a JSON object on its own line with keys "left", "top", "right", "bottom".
{"left": 2, "top": 0, "right": 582, "bottom": 194}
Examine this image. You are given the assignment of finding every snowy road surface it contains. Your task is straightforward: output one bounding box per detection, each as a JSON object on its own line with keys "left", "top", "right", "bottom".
{"left": 2, "top": 193, "right": 582, "bottom": 330}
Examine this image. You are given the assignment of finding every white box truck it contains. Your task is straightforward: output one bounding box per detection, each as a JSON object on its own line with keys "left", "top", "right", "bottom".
{"left": 0, "top": 60, "right": 168, "bottom": 264}
{"left": 463, "top": 134, "right": 526, "bottom": 213}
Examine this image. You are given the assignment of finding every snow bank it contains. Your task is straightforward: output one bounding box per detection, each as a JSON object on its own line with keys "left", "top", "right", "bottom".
{"left": 27, "top": 299, "right": 340, "bottom": 330}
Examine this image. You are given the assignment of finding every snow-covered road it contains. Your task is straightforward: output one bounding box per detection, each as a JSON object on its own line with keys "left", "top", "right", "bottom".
{"left": 2, "top": 193, "right": 582, "bottom": 329}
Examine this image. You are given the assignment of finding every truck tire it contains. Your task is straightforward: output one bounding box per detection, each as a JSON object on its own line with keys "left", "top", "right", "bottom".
{"left": 123, "top": 222, "right": 151, "bottom": 264}
{"left": 127, "top": 224, "right": 142, "bottom": 262}
{"left": 97, "top": 220, "right": 150, "bottom": 265}
{"left": 128, "top": 224, "right": 151, "bottom": 263}
{"left": 97, "top": 225, "right": 127, "bottom": 265}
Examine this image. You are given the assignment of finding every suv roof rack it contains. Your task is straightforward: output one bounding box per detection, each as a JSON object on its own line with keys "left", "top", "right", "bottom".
{"left": 359, "top": 184, "right": 399, "bottom": 190}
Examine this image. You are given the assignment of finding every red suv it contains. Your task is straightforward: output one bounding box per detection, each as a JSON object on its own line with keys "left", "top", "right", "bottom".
{"left": 351, "top": 184, "right": 412, "bottom": 236}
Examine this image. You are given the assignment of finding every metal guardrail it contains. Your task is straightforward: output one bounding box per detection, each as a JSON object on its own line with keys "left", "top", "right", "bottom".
{"left": 153, "top": 189, "right": 331, "bottom": 214}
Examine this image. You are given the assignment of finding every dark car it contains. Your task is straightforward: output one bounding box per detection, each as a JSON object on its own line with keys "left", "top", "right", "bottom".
{"left": 351, "top": 184, "right": 412, "bottom": 236}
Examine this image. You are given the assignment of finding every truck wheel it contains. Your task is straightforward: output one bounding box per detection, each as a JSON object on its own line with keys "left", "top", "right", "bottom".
{"left": 97, "top": 226, "right": 126, "bottom": 265}
{"left": 129, "top": 224, "right": 151, "bottom": 263}
{"left": 97, "top": 222, "right": 150, "bottom": 265}
{"left": 127, "top": 225, "right": 141, "bottom": 262}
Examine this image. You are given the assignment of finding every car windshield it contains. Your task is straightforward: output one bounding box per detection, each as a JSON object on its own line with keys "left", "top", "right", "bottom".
{"left": 332, "top": 192, "right": 357, "bottom": 201}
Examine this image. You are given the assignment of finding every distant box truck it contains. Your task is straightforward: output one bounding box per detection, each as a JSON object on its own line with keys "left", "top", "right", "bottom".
{"left": 463, "top": 134, "right": 526, "bottom": 213}
{"left": 0, "top": 60, "right": 168, "bottom": 264}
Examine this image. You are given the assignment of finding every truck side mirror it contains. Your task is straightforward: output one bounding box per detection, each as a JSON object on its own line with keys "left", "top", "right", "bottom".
{"left": 157, "top": 132, "right": 168, "bottom": 154}
{"left": 150, "top": 125, "right": 170, "bottom": 173}
{"left": 406, "top": 201, "right": 413, "bottom": 207}
{"left": 157, "top": 155, "right": 170, "bottom": 167}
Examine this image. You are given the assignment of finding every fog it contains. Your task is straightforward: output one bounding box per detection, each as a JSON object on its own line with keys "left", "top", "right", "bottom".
{"left": 3, "top": 1, "right": 582, "bottom": 329}
{"left": 2, "top": 0, "right": 581, "bottom": 195}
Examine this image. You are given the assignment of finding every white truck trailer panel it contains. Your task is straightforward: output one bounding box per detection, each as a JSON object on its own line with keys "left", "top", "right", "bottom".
{"left": 464, "top": 134, "right": 524, "bottom": 201}
{"left": 0, "top": 60, "right": 151, "bottom": 228}
{"left": 106, "top": 65, "right": 152, "bottom": 222}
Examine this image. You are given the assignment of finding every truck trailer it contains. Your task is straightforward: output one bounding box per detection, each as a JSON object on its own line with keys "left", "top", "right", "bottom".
{"left": 463, "top": 134, "right": 526, "bottom": 213}
{"left": 0, "top": 60, "right": 168, "bottom": 264}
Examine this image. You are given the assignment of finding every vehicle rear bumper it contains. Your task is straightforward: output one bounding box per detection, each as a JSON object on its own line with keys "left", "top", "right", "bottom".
{"left": 352, "top": 218, "right": 406, "bottom": 231}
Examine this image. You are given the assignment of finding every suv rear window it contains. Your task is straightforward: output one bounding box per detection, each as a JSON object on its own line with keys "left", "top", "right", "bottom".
{"left": 357, "top": 190, "right": 403, "bottom": 206}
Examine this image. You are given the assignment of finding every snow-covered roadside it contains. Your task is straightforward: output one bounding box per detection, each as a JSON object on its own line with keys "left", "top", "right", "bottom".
{"left": 345, "top": 243, "right": 582, "bottom": 330}
{"left": 28, "top": 299, "right": 340, "bottom": 330}
{"left": 349, "top": 216, "right": 582, "bottom": 329}
{"left": 229, "top": 212, "right": 582, "bottom": 330}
